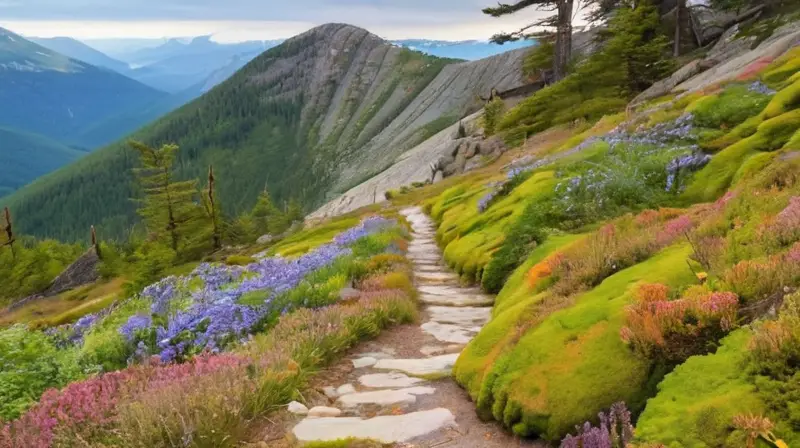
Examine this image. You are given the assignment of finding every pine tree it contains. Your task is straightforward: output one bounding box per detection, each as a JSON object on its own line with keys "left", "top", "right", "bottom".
{"left": 250, "top": 190, "right": 283, "bottom": 235}
{"left": 129, "top": 141, "right": 203, "bottom": 255}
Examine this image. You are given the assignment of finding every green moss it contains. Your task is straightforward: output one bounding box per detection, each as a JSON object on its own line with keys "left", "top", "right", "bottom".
{"left": 692, "top": 85, "right": 771, "bottom": 130}
{"left": 683, "top": 109, "right": 800, "bottom": 203}
{"left": 731, "top": 151, "right": 779, "bottom": 185}
{"left": 493, "top": 234, "right": 587, "bottom": 317}
{"left": 763, "top": 78, "right": 800, "bottom": 119}
{"left": 761, "top": 47, "right": 800, "bottom": 88}
{"left": 456, "top": 244, "right": 696, "bottom": 441}
{"left": 634, "top": 329, "right": 765, "bottom": 448}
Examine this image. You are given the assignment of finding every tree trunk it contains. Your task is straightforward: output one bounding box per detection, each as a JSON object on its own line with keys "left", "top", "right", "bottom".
{"left": 674, "top": 0, "right": 684, "bottom": 57}
{"left": 553, "top": 0, "right": 574, "bottom": 82}
{"left": 208, "top": 165, "right": 221, "bottom": 251}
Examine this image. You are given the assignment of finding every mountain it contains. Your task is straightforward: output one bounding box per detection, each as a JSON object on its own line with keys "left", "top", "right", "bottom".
{"left": 0, "top": 127, "right": 86, "bottom": 197}
{"left": 0, "top": 27, "right": 167, "bottom": 148}
{"left": 391, "top": 39, "right": 535, "bottom": 60}
{"left": 119, "top": 37, "right": 282, "bottom": 92}
{"left": 2, "top": 23, "right": 530, "bottom": 241}
{"left": 29, "top": 36, "right": 132, "bottom": 74}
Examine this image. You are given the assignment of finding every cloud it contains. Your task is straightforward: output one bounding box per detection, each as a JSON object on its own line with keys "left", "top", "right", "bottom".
{"left": 0, "top": 0, "right": 555, "bottom": 40}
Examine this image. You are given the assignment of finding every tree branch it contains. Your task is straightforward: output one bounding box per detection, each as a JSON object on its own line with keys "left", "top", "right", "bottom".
{"left": 483, "top": 0, "right": 552, "bottom": 17}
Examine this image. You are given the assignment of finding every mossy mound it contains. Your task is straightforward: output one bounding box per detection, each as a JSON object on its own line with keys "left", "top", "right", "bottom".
{"left": 634, "top": 329, "right": 778, "bottom": 448}
{"left": 428, "top": 171, "right": 557, "bottom": 283}
{"left": 454, "top": 244, "right": 696, "bottom": 441}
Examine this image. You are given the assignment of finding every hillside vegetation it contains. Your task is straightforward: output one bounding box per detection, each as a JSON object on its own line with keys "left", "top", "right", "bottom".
{"left": 416, "top": 28, "right": 800, "bottom": 446}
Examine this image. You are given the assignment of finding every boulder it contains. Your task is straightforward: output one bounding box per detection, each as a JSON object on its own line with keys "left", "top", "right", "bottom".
{"left": 432, "top": 170, "right": 444, "bottom": 183}
{"left": 339, "top": 287, "right": 361, "bottom": 303}
{"left": 256, "top": 234, "right": 274, "bottom": 244}
{"left": 288, "top": 401, "right": 309, "bottom": 415}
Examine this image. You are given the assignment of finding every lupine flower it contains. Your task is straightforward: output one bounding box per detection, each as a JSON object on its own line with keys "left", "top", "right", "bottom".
{"left": 560, "top": 402, "right": 634, "bottom": 448}
{"left": 748, "top": 81, "right": 776, "bottom": 96}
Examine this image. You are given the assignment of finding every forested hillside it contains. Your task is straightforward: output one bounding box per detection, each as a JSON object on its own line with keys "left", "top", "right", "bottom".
{"left": 0, "top": 128, "right": 86, "bottom": 197}
{"left": 2, "top": 23, "right": 527, "bottom": 242}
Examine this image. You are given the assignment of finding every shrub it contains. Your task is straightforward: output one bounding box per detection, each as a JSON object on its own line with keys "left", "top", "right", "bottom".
{"left": 0, "top": 326, "right": 82, "bottom": 421}
{"left": 723, "top": 248, "right": 800, "bottom": 303}
{"left": 548, "top": 211, "right": 689, "bottom": 297}
{"left": 620, "top": 286, "right": 739, "bottom": 363}
{"left": 483, "top": 97, "right": 505, "bottom": 136}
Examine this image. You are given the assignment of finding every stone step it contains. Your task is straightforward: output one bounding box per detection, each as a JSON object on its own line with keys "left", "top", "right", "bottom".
{"left": 373, "top": 353, "right": 459, "bottom": 376}
{"left": 337, "top": 386, "right": 436, "bottom": 408}
{"left": 419, "top": 293, "right": 494, "bottom": 307}
{"left": 421, "top": 321, "right": 482, "bottom": 344}
{"left": 414, "top": 264, "right": 449, "bottom": 273}
{"left": 358, "top": 372, "right": 427, "bottom": 388}
{"left": 415, "top": 271, "right": 460, "bottom": 284}
{"left": 293, "top": 408, "right": 456, "bottom": 443}
{"left": 427, "top": 306, "right": 491, "bottom": 326}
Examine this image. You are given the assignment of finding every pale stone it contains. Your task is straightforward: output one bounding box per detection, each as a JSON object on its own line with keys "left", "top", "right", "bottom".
{"left": 358, "top": 372, "right": 426, "bottom": 388}
{"left": 427, "top": 306, "right": 491, "bottom": 326}
{"left": 374, "top": 353, "right": 460, "bottom": 376}
{"left": 293, "top": 408, "right": 457, "bottom": 443}
{"left": 420, "top": 344, "right": 464, "bottom": 356}
{"left": 256, "top": 234, "right": 274, "bottom": 244}
{"left": 323, "top": 386, "right": 338, "bottom": 399}
{"left": 419, "top": 293, "right": 494, "bottom": 307}
{"left": 288, "top": 401, "right": 309, "bottom": 415}
{"left": 415, "top": 271, "right": 459, "bottom": 283}
{"left": 421, "top": 321, "right": 480, "bottom": 344}
{"left": 337, "top": 386, "right": 436, "bottom": 408}
{"left": 307, "top": 406, "right": 342, "bottom": 418}
{"left": 352, "top": 356, "right": 377, "bottom": 369}
{"left": 336, "top": 384, "right": 357, "bottom": 396}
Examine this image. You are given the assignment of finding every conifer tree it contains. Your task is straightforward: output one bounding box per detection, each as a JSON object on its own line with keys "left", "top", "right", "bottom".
{"left": 129, "top": 141, "right": 203, "bottom": 254}
{"left": 250, "top": 190, "right": 283, "bottom": 235}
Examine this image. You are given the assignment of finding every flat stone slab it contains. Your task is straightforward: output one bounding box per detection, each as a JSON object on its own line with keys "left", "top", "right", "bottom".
{"left": 336, "top": 384, "right": 357, "bottom": 396}
{"left": 427, "top": 306, "right": 491, "bottom": 326}
{"left": 358, "top": 372, "right": 427, "bottom": 388}
{"left": 420, "top": 344, "right": 465, "bottom": 356}
{"left": 415, "top": 271, "right": 459, "bottom": 283}
{"left": 352, "top": 356, "right": 377, "bottom": 368}
{"left": 337, "top": 386, "right": 436, "bottom": 408}
{"left": 419, "top": 293, "right": 494, "bottom": 307}
{"left": 308, "top": 406, "right": 342, "bottom": 418}
{"left": 409, "top": 254, "right": 442, "bottom": 263}
{"left": 374, "top": 353, "right": 460, "bottom": 376}
{"left": 293, "top": 408, "right": 457, "bottom": 443}
{"left": 414, "top": 264, "right": 449, "bottom": 273}
{"left": 421, "top": 321, "right": 481, "bottom": 344}
{"left": 418, "top": 285, "right": 483, "bottom": 296}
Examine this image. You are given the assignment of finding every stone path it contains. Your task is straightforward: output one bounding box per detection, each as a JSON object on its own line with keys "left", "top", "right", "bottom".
{"left": 290, "top": 207, "right": 539, "bottom": 447}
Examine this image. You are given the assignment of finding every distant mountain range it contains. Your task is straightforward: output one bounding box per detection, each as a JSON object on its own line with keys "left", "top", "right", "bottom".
{"left": 391, "top": 39, "right": 535, "bottom": 60}
{"left": 0, "top": 27, "right": 166, "bottom": 148}
{"left": 2, "top": 24, "right": 531, "bottom": 241}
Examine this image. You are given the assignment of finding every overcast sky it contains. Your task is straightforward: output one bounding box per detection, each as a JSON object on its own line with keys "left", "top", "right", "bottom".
{"left": 0, "top": 0, "right": 556, "bottom": 42}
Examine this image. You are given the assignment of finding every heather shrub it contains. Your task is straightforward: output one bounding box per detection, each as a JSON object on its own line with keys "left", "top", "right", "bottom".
{"left": 620, "top": 285, "right": 739, "bottom": 363}
{"left": 225, "top": 254, "right": 255, "bottom": 266}
{"left": 748, "top": 292, "right": 800, "bottom": 433}
{"left": 365, "top": 253, "right": 408, "bottom": 273}
{"left": 549, "top": 211, "right": 689, "bottom": 297}
{"left": 723, "top": 247, "right": 800, "bottom": 303}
